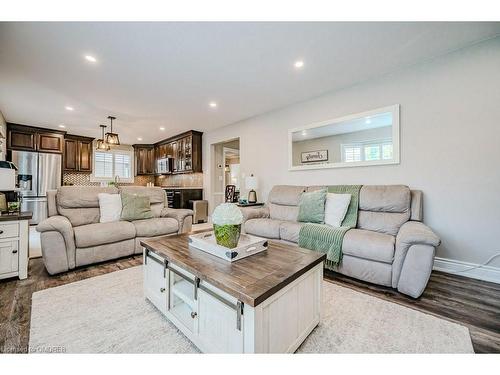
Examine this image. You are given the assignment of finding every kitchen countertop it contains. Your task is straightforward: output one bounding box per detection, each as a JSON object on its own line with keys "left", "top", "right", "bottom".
{"left": 0, "top": 211, "right": 33, "bottom": 222}
{"left": 161, "top": 186, "right": 203, "bottom": 190}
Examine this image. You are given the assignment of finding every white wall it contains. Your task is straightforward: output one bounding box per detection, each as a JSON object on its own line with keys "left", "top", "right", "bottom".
{"left": 203, "top": 37, "right": 500, "bottom": 267}
{"left": 0, "top": 110, "right": 6, "bottom": 161}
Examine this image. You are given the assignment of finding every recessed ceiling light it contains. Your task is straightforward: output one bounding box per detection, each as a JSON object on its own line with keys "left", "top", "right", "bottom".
{"left": 58, "top": 124, "right": 66, "bottom": 128}
{"left": 365, "top": 118, "right": 372, "bottom": 124}
{"left": 294, "top": 60, "right": 304, "bottom": 69}
{"left": 159, "top": 127, "right": 165, "bottom": 131}
{"left": 137, "top": 137, "right": 143, "bottom": 141}
{"left": 209, "top": 102, "right": 217, "bottom": 108}
{"left": 65, "top": 106, "right": 74, "bottom": 111}
{"left": 84, "top": 55, "right": 97, "bottom": 63}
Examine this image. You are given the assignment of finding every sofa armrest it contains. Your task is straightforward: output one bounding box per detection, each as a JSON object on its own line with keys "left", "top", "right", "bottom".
{"left": 392, "top": 221, "right": 440, "bottom": 288}
{"left": 36, "top": 215, "right": 76, "bottom": 272}
{"left": 240, "top": 206, "right": 270, "bottom": 223}
{"left": 161, "top": 208, "right": 194, "bottom": 233}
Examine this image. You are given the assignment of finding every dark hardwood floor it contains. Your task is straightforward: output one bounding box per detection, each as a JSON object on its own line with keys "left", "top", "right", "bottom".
{"left": 1, "top": 256, "right": 499, "bottom": 353}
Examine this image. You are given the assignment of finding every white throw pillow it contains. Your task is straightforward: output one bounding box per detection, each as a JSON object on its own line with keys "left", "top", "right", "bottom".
{"left": 324, "top": 193, "right": 352, "bottom": 228}
{"left": 98, "top": 193, "right": 122, "bottom": 223}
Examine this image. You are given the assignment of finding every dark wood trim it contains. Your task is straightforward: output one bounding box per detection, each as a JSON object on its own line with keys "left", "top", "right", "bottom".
{"left": 132, "top": 144, "right": 154, "bottom": 148}
{"left": 7, "top": 123, "right": 66, "bottom": 154}
{"left": 154, "top": 130, "right": 203, "bottom": 146}
{"left": 65, "top": 134, "right": 95, "bottom": 142}
{"left": 7, "top": 122, "right": 67, "bottom": 136}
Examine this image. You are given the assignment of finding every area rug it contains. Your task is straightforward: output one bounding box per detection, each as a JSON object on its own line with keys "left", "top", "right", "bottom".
{"left": 29, "top": 266, "right": 474, "bottom": 353}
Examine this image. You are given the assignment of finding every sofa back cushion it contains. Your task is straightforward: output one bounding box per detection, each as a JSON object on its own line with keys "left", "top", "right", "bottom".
{"left": 268, "top": 203, "right": 299, "bottom": 222}
{"left": 267, "top": 185, "right": 306, "bottom": 221}
{"left": 268, "top": 185, "right": 306, "bottom": 206}
{"left": 357, "top": 185, "right": 411, "bottom": 236}
{"left": 120, "top": 186, "right": 166, "bottom": 217}
{"left": 56, "top": 186, "right": 119, "bottom": 227}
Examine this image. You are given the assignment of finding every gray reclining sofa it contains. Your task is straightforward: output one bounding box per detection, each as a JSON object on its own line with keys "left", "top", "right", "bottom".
{"left": 36, "top": 186, "right": 193, "bottom": 275}
{"left": 241, "top": 185, "right": 440, "bottom": 298}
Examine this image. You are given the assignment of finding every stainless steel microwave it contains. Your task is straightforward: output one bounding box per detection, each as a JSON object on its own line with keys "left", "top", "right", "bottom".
{"left": 156, "top": 157, "right": 174, "bottom": 174}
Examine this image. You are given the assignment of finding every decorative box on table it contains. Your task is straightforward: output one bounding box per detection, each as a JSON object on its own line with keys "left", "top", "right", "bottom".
{"left": 188, "top": 231, "right": 268, "bottom": 262}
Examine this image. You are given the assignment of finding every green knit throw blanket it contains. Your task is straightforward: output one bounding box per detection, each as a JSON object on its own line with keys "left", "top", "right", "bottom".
{"left": 298, "top": 185, "right": 362, "bottom": 269}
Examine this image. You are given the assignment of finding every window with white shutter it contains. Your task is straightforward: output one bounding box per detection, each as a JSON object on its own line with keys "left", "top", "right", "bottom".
{"left": 91, "top": 149, "right": 134, "bottom": 183}
{"left": 94, "top": 151, "right": 113, "bottom": 178}
{"left": 342, "top": 139, "right": 393, "bottom": 163}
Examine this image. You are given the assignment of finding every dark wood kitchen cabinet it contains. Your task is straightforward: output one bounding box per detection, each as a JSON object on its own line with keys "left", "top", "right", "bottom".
{"left": 7, "top": 123, "right": 64, "bottom": 153}
{"left": 133, "top": 144, "right": 155, "bottom": 175}
{"left": 64, "top": 135, "right": 94, "bottom": 173}
{"left": 154, "top": 130, "right": 202, "bottom": 174}
{"left": 38, "top": 132, "right": 64, "bottom": 153}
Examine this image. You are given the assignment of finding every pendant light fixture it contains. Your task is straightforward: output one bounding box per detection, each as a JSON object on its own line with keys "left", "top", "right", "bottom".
{"left": 96, "top": 124, "right": 110, "bottom": 150}
{"left": 105, "top": 115, "right": 120, "bottom": 145}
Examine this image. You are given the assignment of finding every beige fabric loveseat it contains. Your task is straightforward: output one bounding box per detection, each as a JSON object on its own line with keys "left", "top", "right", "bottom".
{"left": 241, "top": 185, "right": 440, "bottom": 298}
{"left": 36, "top": 186, "right": 193, "bottom": 275}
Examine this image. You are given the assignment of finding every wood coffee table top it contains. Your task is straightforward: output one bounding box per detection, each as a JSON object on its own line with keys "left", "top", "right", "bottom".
{"left": 141, "top": 231, "right": 326, "bottom": 307}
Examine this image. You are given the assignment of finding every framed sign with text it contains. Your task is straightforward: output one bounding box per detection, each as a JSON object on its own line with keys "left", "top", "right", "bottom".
{"left": 301, "top": 150, "right": 328, "bottom": 163}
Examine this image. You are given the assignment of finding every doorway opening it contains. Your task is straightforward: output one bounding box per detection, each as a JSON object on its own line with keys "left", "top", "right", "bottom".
{"left": 210, "top": 138, "right": 240, "bottom": 212}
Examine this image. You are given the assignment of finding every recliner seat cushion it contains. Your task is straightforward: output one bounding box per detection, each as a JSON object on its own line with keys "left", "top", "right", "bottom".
{"left": 342, "top": 228, "right": 395, "bottom": 264}
{"left": 279, "top": 221, "right": 303, "bottom": 243}
{"left": 74, "top": 221, "right": 136, "bottom": 248}
{"left": 132, "top": 218, "right": 178, "bottom": 237}
{"left": 244, "top": 218, "right": 283, "bottom": 239}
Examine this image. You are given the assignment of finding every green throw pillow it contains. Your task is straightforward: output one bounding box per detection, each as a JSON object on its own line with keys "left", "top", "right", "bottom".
{"left": 120, "top": 192, "right": 154, "bottom": 221}
{"left": 297, "top": 188, "right": 327, "bottom": 223}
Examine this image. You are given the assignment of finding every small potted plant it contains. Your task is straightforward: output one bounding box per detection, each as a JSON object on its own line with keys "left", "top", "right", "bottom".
{"left": 212, "top": 203, "right": 244, "bottom": 249}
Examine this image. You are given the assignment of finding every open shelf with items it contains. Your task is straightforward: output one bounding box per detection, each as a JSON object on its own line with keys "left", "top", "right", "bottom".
{"left": 169, "top": 269, "right": 197, "bottom": 332}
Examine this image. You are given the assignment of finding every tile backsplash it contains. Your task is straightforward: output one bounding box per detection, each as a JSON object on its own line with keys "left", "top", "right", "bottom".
{"left": 63, "top": 172, "right": 155, "bottom": 187}
{"left": 155, "top": 172, "right": 203, "bottom": 187}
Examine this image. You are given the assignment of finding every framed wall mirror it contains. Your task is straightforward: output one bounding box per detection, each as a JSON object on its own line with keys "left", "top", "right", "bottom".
{"left": 289, "top": 104, "right": 400, "bottom": 171}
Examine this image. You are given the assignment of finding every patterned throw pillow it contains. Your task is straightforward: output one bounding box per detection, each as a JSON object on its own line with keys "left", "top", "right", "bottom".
{"left": 297, "top": 188, "right": 327, "bottom": 223}
{"left": 120, "top": 192, "right": 154, "bottom": 221}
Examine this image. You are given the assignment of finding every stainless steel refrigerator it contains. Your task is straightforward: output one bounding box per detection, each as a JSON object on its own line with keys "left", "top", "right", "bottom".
{"left": 11, "top": 151, "right": 62, "bottom": 225}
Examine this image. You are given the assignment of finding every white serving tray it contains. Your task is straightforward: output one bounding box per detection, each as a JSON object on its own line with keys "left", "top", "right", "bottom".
{"left": 188, "top": 231, "right": 268, "bottom": 262}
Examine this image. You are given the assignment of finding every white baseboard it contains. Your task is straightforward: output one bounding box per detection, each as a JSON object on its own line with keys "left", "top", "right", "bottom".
{"left": 433, "top": 257, "right": 500, "bottom": 284}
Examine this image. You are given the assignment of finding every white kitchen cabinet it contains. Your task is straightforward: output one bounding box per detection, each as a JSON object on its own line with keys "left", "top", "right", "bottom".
{"left": 0, "top": 218, "right": 29, "bottom": 280}
{"left": 0, "top": 240, "right": 19, "bottom": 275}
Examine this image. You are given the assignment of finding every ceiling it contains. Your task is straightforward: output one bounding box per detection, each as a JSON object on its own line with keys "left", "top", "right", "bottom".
{"left": 0, "top": 22, "right": 499, "bottom": 144}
